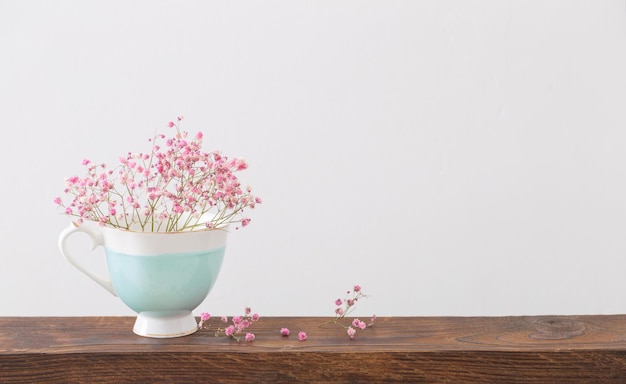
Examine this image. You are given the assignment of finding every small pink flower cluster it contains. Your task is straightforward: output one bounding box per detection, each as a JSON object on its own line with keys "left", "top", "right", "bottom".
{"left": 334, "top": 284, "right": 367, "bottom": 318}
{"left": 279, "top": 327, "right": 307, "bottom": 341}
{"left": 197, "top": 312, "right": 211, "bottom": 329}
{"left": 199, "top": 307, "right": 260, "bottom": 342}
{"left": 55, "top": 116, "right": 261, "bottom": 232}
{"left": 347, "top": 318, "right": 368, "bottom": 339}
{"left": 327, "top": 284, "right": 375, "bottom": 339}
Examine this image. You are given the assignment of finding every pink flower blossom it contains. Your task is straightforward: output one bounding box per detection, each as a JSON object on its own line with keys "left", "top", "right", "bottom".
{"left": 221, "top": 316, "right": 228, "bottom": 323}
{"left": 56, "top": 116, "right": 261, "bottom": 233}
{"left": 327, "top": 285, "right": 373, "bottom": 339}
{"left": 244, "top": 333, "right": 255, "bottom": 342}
{"left": 280, "top": 328, "right": 290, "bottom": 336}
{"left": 200, "top": 312, "right": 210, "bottom": 321}
{"left": 298, "top": 331, "right": 307, "bottom": 341}
{"left": 235, "top": 158, "right": 248, "bottom": 171}
{"left": 251, "top": 313, "right": 260, "bottom": 321}
{"left": 240, "top": 320, "right": 251, "bottom": 330}
{"left": 224, "top": 325, "right": 235, "bottom": 336}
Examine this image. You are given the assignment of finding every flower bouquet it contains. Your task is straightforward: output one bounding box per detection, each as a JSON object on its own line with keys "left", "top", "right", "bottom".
{"left": 55, "top": 115, "right": 261, "bottom": 231}
{"left": 55, "top": 116, "right": 261, "bottom": 338}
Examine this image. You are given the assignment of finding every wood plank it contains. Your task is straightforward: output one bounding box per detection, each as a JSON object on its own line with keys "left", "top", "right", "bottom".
{"left": 2, "top": 315, "right": 626, "bottom": 382}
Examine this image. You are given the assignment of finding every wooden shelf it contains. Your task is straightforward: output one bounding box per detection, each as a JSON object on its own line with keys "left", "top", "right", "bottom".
{"left": 2, "top": 315, "right": 626, "bottom": 382}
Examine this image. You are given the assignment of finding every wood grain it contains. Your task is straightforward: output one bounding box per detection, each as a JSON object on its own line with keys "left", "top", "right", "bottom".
{"left": 2, "top": 315, "right": 626, "bottom": 382}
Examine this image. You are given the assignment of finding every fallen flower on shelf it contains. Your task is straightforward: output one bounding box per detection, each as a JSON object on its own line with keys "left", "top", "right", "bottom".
{"left": 197, "top": 312, "right": 211, "bottom": 329}
{"left": 321, "top": 284, "right": 376, "bottom": 339}
{"left": 198, "top": 307, "right": 259, "bottom": 342}
{"left": 198, "top": 285, "right": 375, "bottom": 342}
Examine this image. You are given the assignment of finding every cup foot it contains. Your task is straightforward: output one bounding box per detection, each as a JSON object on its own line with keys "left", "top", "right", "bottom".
{"left": 133, "top": 310, "right": 198, "bottom": 338}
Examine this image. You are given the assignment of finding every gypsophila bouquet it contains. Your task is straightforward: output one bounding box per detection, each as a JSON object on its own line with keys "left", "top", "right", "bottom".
{"left": 54, "top": 116, "right": 261, "bottom": 232}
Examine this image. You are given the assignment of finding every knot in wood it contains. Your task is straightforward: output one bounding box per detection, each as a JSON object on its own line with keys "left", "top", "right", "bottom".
{"left": 529, "top": 317, "right": 586, "bottom": 340}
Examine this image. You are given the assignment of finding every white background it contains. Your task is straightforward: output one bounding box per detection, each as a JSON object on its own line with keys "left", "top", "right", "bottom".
{"left": 1, "top": 1, "right": 625, "bottom": 318}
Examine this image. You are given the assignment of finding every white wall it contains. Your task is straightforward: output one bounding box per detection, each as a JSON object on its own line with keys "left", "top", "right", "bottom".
{"left": 1, "top": 0, "right": 625, "bottom": 318}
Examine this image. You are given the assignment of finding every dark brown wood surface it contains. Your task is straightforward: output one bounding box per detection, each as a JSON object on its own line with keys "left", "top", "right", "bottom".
{"left": 2, "top": 315, "right": 626, "bottom": 383}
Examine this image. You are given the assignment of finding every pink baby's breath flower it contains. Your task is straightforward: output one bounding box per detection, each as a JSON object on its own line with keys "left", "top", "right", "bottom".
{"left": 200, "top": 312, "right": 210, "bottom": 321}
{"left": 280, "top": 328, "right": 290, "bottom": 336}
{"left": 224, "top": 325, "right": 235, "bottom": 336}
{"left": 232, "top": 316, "right": 242, "bottom": 325}
{"left": 245, "top": 307, "right": 251, "bottom": 315}
{"left": 221, "top": 316, "right": 228, "bottom": 323}
{"left": 324, "top": 285, "right": 374, "bottom": 339}
{"left": 235, "top": 158, "right": 248, "bottom": 171}
{"left": 298, "top": 331, "right": 307, "bottom": 341}
{"left": 348, "top": 319, "right": 367, "bottom": 330}
{"left": 57, "top": 116, "right": 260, "bottom": 233}
{"left": 244, "top": 333, "right": 255, "bottom": 342}
{"left": 251, "top": 313, "right": 260, "bottom": 321}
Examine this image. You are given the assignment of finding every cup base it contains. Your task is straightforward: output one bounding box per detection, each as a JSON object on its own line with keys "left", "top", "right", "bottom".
{"left": 133, "top": 310, "right": 198, "bottom": 338}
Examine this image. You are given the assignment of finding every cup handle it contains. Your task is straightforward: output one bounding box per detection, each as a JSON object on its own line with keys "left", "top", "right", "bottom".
{"left": 58, "top": 223, "right": 117, "bottom": 297}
